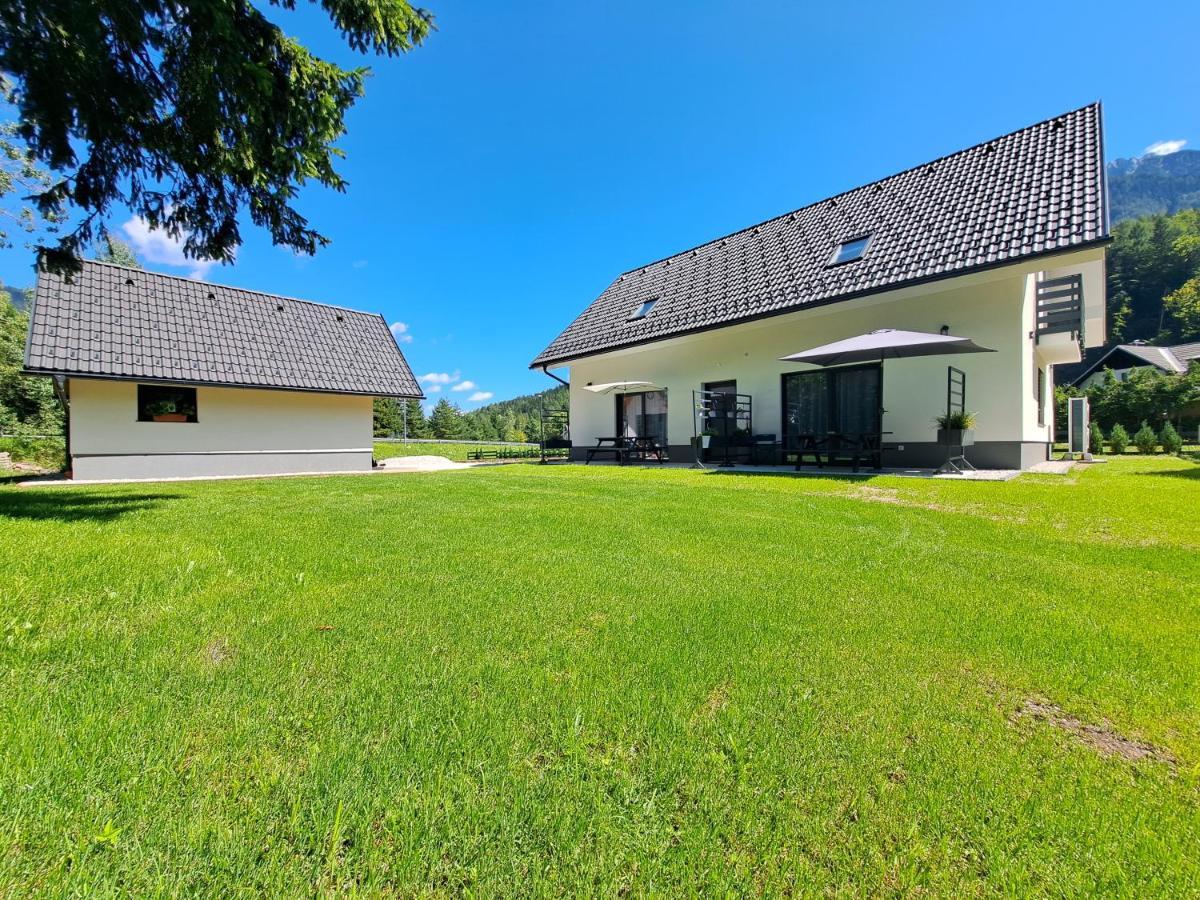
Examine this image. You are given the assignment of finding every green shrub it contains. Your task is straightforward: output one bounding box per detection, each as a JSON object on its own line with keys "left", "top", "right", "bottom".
{"left": 0, "top": 428, "right": 66, "bottom": 470}
{"left": 1159, "top": 422, "right": 1183, "bottom": 455}
{"left": 1133, "top": 422, "right": 1158, "bottom": 455}
{"left": 1088, "top": 421, "right": 1104, "bottom": 454}
{"left": 1108, "top": 423, "right": 1129, "bottom": 455}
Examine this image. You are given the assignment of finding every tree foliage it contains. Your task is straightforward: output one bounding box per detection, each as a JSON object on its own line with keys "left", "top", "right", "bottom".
{"left": 1159, "top": 421, "right": 1183, "bottom": 455}
{"left": 0, "top": 103, "right": 63, "bottom": 253}
{"left": 94, "top": 235, "right": 141, "bottom": 268}
{"left": 0, "top": 283, "right": 61, "bottom": 432}
{"left": 1108, "top": 423, "right": 1129, "bottom": 455}
{"left": 0, "top": 0, "right": 434, "bottom": 273}
{"left": 1133, "top": 422, "right": 1158, "bottom": 455}
{"left": 1106, "top": 209, "right": 1200, "bottom": 342}
{"left": 1063, "top": 366, "right": 1200, "bottom": 433}
{"left": 428, "top": 397, "right": 466, "bottom": 439}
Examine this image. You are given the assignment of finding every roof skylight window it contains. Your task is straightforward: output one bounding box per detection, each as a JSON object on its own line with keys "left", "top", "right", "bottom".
{"left": 829, "top": 235, "right": 872, "bottom": 266}
{"left": 629, "top": 297, "right": 658, "bottom": 320}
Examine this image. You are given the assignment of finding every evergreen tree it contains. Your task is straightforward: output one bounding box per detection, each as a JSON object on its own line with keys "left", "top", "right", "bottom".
{"left": 1088, "top": 421, "right": 1104, "bottom": 455}
{"left": 429, "top": 398, "right": 466, "bottom": 439}
{"left": 372, "top": 397, "right": 403, "bottom": 437}
{"left": 1159, "top": 421, "right": 1183, "bottom": 455}
{"left": 1108, "top": 423, "right": 1129, "bottom": 455}
{"left": 0, "top": 0, "right": 433, "bottom": 272}
{"left": 403, "top": 398, "right": 430, "bottom": 438}
{"left": 1133, "top": 422, "right": 1158, "bottom": 455}
{"left": 94, "top": 236, "right": 141, "bottom": 268}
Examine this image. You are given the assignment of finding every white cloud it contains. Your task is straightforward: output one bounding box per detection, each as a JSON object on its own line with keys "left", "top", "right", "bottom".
{"left": 468, "top": 391, "right": 494, "bottom": 402}
{"left": 1144, "top": 139, "right": 1187, "bottom": 157}
{"left": 352, "top": 259, "right": 369, "bottom": 269}
{"left": 418, "top": 371, "right": 459, "bottom": 386}
{"left": 451, "top": 380, "right": 476, "bottom": 392}
{"left": 389, "top": 321, "right": 413, "bottom": 344}
{"left": 120, "top": 215, "right": 219, "bottom": 279}
{"left": 426, "top": 385, "right": 441, "bottom": 393}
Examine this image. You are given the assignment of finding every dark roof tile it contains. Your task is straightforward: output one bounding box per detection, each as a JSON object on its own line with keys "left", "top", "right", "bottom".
{"left": 24, "top": 261, "right": 422, "bottom": 397}
{"left": 532, "top": 104, "right": 1108, "bottom": 367}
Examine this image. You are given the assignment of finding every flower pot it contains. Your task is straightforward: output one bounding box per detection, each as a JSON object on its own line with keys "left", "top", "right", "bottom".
{"left": 937, "top": 428, "right": 974, "bottom": 447}
{"left": 153, "top": 413, "right": 188, "bottom": 422}
{"left": 700, "top": 435, "right": 712, "bottom": 449}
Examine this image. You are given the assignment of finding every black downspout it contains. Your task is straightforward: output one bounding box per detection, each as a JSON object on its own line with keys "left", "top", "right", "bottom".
{"left": 540, "top": 365, "right": 569, "bottom": 387}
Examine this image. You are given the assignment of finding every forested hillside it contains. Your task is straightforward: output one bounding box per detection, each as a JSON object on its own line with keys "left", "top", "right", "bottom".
{"left": 374, "top": 384, "right": 568, "bottom": 442}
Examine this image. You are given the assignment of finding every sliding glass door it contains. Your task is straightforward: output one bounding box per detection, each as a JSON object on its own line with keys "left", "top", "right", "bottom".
{"left": 617, "top": 391, "right": 668, "bottom": 444}
{"left": 782, "top": 365, "right": 881, "bottom": 446}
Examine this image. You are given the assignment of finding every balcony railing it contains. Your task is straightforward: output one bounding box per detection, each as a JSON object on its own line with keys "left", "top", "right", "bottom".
{"left": 1035, "top": 275, "right": 1083, "bottom": 343}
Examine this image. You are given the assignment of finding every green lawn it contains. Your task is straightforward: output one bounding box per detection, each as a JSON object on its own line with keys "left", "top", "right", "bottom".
{"left": 373, "top": 440, "right": 536, "bottom": 462}
{"left": 1, "top": 458, "right": 1198, "bottom": 894}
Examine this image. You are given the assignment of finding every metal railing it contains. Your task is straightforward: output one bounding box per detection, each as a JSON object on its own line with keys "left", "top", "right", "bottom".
{"left": 1035, "top": 275, "right": 1083, "bottom": 341}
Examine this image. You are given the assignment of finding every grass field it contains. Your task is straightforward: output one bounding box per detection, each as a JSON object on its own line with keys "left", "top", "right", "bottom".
{"left": 2, "top": 458, "right": 1198, "bottom": 894}
{"left": 373, "top": 440, "right": 536, "bottom": 462}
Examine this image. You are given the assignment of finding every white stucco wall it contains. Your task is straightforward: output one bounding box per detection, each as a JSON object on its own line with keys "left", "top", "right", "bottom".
{"left": 68, "top": 379, "right": 375, "bottom": 479}
{"left": 559, "top": 249, "right": 1106, "bottom": 467}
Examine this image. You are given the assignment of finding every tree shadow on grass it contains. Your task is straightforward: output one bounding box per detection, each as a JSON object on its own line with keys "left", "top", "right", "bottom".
{"left": 0, "top": 490, "right": 182, "bottom": 523}
{"left": 1135, "top": 463, "right": 1200, "bottom": 481}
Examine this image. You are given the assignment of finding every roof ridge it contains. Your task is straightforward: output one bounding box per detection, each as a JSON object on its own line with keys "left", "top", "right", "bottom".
{"left": 74, "top": 258, "right": 384, "bottom": 319}
{"left": 615, "top": 102, "right": 1102, "bottom": 278}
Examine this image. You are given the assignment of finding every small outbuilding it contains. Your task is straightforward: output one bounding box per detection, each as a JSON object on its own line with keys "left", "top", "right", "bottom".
{"left": 22, "top": 260, "right": 422, "bottom": 480}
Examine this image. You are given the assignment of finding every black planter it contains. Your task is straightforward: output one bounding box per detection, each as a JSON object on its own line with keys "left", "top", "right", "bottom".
{"left": 937, "top": 428, "right": 975, "bottom": 447}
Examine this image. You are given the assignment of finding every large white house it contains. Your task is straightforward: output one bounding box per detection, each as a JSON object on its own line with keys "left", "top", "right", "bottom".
{"left": 23, "top": 261, "right": 422, "bottom": 480}
{"left": 532, "top": 104, "right": 1110, "bottom": 470}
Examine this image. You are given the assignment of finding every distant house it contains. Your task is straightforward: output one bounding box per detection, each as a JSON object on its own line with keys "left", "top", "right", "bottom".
{"left": 531, "top": 104, "right": 1110, "bottom": 470}
{"left": 1071, "top": 341, "right": 1200, "bottom": 389}
{"left": 23, "top": 261, "right": 422, "bottom": 480}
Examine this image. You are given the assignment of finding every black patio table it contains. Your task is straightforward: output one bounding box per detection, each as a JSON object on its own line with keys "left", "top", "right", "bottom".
{"left": 586, "top": 437, "right": 668, "bottom": 465}
{"left": 787, "top": 432, "right": 892, "bottom": 472}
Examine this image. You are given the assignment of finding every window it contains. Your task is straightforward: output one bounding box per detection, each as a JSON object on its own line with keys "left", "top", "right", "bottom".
{"left": 628, "top": 298, "right": 658, "bottom": 320}
{"left": 138, "top": 384, "right": 198, "bottom": 423}
{"left": 829, "top": 235, "right": 871, "bottom": 266}
{"left": 782, "top": 365, "right": 881, "bottom": 444}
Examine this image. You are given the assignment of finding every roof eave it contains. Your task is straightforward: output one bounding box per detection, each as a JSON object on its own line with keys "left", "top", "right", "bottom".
{"left": 21, "top": 368, "right": 425, "bottom": 400}
{"left": 530, "top": 236, "right": 1114, "bottom": 370}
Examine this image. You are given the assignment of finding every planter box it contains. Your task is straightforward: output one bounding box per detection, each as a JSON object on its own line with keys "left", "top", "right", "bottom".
{"left": 937, "top": 428, "right": 975, "bottom": 447}
{"left": 152, "top": 413, "right": 189, "bottom": 423}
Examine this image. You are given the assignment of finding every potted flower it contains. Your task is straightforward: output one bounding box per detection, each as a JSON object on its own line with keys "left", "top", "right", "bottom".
{"left": 148, "top": 399, "right": 188, "bottom": 423}
{"left": 935, "top": 410, "right": 977, "bottom": 446}
{"left": 699, "top": 429, "right": 717, "bottom": 449}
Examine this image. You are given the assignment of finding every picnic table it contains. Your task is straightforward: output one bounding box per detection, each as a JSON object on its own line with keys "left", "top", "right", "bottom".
{"left": 785, "top": 432, "right": 892, "bottom": 472}
{"left": 585, "top": 436, "right": 667, "bottom": 465}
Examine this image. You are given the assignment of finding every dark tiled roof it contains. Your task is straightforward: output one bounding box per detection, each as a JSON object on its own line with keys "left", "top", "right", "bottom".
{"left": 532, "top": 103, "right": 1108, "bottom": 368}
{"left": 24, "top": 260, "right": 422, "bottom": 397}
{"left": 1072, "top": 341, "right": 1200, "bottom": 384}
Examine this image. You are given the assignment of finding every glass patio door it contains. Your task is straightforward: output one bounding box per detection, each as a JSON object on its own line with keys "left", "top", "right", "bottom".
{"left": 617, "top": 390, "right": 668, "bottom": 444}
{"left": 782, "top": 365, "right": 881, "bottom": 446}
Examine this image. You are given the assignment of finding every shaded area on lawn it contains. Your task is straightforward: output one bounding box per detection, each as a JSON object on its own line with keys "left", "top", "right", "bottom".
{"left": 0, "top": 490, "right": 181, "bottom": 522}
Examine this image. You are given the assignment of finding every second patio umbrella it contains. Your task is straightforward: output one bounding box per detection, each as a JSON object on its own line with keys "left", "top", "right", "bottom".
{"left": 779, "top": 328, "right": 994, "bottom": 366}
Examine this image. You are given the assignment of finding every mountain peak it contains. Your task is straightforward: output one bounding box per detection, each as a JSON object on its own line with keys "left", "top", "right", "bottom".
{"left": 1107, "top": 148, "right": 1200, "bottom": 222}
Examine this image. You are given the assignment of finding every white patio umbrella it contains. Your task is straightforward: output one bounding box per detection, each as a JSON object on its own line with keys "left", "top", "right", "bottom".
{"left": 581, "top": 380, "right": 662, "bottom": 394}
{"left": 779, "top": 328, "right": 994, "bottom": 366}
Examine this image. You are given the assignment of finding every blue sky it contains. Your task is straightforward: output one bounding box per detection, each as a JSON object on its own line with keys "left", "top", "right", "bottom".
{"left": 3, "top": 0, "right": 1198, "bottom": 408}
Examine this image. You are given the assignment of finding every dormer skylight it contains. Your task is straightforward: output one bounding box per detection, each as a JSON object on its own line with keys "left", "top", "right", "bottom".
{"left": 829, "top": 235, "right": 872, "bottom": 266}
{"left": 629, "top": 297, "right": 658, "bottom": 320}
